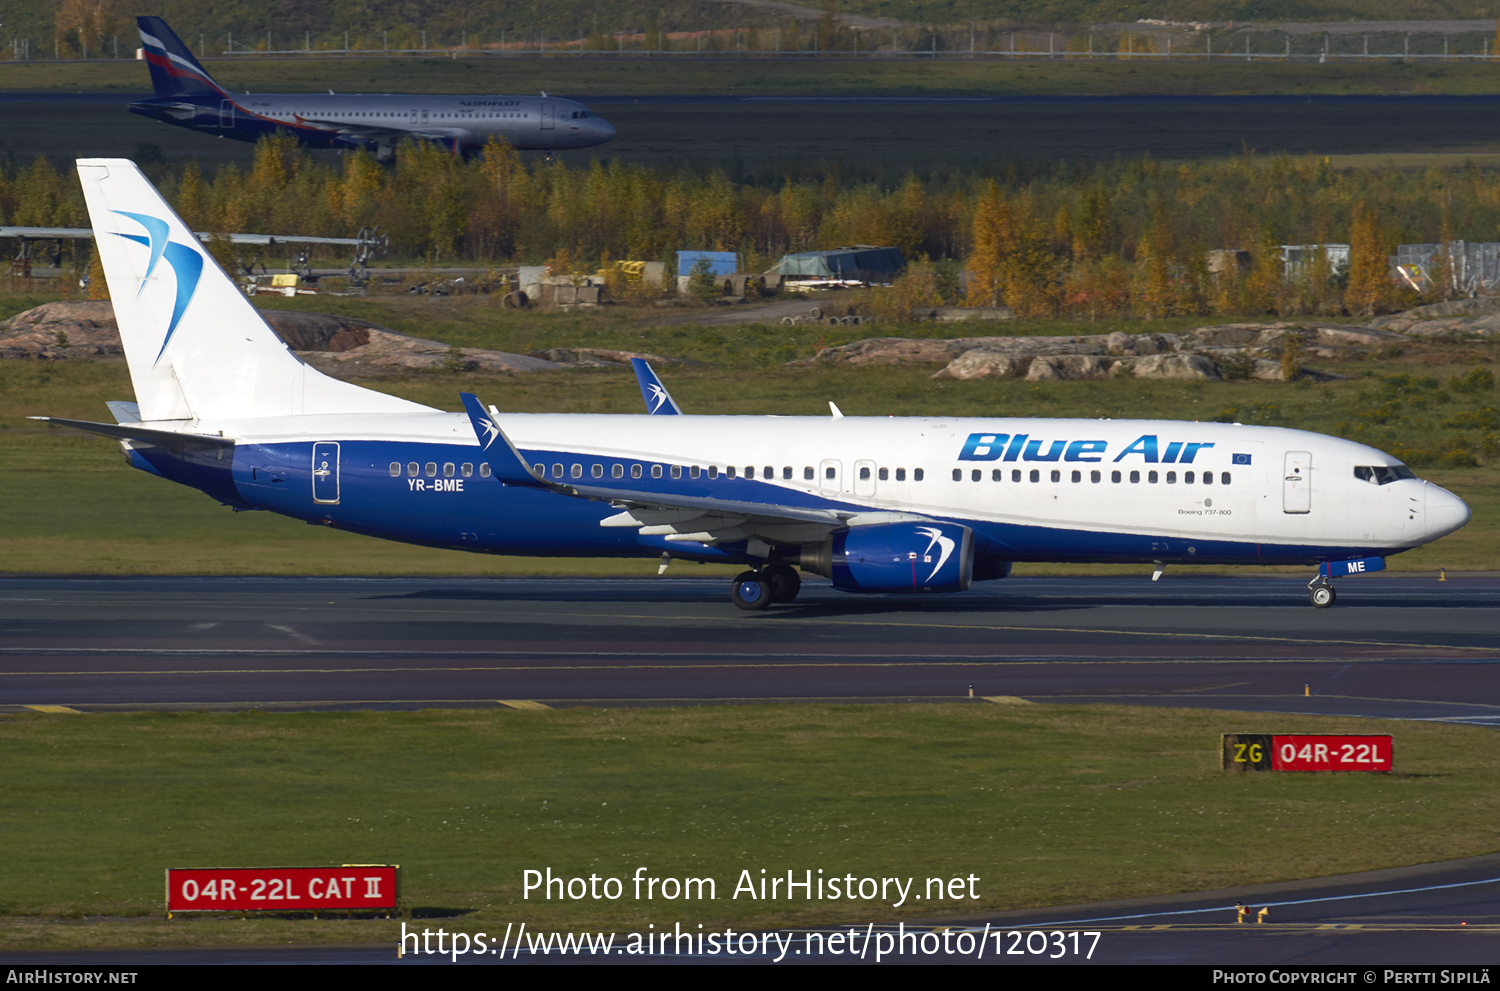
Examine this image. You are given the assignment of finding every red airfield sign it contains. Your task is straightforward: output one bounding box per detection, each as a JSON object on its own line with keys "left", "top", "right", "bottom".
{"left": 166, "top": 865, "right": 399, "bottom": 913}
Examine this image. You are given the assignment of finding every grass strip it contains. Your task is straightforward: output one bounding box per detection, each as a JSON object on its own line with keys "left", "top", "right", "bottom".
{"left": 1, "top": 704, "right": 1496, "bottom": 949}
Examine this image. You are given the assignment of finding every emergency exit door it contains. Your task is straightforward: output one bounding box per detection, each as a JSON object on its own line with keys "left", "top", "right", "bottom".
{"left": 1283, "top": 451, "right": 1311, "bottom": 514}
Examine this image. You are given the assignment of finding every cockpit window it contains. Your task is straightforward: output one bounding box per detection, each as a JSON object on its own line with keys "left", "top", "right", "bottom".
{"left": 1354, "top": 464, "right": 1417, "bottom": 485}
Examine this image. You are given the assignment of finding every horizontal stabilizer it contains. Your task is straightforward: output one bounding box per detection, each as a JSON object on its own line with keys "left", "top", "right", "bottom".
{"left": 31, "top": 416, "right": 233, "bottom": 450}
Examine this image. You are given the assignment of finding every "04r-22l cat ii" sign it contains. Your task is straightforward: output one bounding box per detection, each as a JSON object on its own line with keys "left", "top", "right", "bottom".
{"left": 1221, "top": 734, "right": 1393, "bottom": 773}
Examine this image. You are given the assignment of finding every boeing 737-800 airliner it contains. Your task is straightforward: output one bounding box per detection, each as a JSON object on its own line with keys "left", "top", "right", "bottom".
{"left": 39, "top": 160, "right": 1470, "bottom": 610}
{"left": 129, "top": 17, "right": 614, "bottom": 159}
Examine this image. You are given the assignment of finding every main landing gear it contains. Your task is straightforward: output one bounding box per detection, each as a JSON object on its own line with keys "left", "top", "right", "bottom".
{"left": 1308, "top": 577, "right": 1337, "bottom": 609}
{"left": 730, "top": 564, "right": 802, "bottom": 611}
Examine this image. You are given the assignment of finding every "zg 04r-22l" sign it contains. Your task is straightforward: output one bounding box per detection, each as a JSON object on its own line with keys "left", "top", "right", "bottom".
{"left": 1221, "top": 734, "right": 1393, "bottom": 773}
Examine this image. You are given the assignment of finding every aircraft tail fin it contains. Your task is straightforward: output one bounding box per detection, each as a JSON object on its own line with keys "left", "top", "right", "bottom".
{"left": 77, "top": 158, "right": 434, "bottom": 422}
{"left": 631, "top": 358, "right": 683, "bottom": 415}
{"left": 136, "top": 17, "right": 224, "bottom": 99}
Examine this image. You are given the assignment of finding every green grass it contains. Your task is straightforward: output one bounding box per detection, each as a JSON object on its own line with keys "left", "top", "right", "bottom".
{"left": 8, "top": 55, "right": 1500, "bottom": 98}
{"left": 2, "top": 704, "right": 1496, "bottom": 948}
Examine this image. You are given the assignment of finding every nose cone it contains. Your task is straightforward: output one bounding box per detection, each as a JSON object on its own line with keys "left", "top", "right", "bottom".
{"left": 591, "top": 116, "right": 616, "bottom": 144}
{"left": 1425, "top": 481, "right": 1471, "bottom": 542}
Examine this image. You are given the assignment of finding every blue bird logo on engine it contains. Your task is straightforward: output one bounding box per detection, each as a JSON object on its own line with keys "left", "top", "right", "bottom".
{"left": 112, "top": 210, "right": 203, "bottom": 362}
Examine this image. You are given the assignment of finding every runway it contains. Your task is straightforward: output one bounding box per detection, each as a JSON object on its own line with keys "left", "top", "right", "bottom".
{"left": 2, "top": 574, "right": 1497, "bottom": 722}
{"left": 9, "top": 94, "right": 1500, "bottom": 170}
{"left": 3, "top": 573, "right": 1497, "bottom": 967}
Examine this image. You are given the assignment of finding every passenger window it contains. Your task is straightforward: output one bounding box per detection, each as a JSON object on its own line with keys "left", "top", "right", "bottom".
{"left": 972, "top": 469, "right": 982, "bottom": 482}
{"left": 1071, "top": 470, "right": 1081, "bottom": 483}
{"left": 1203, "top": 471, "right": 1214, "bottom": 486}
{"left": 651, "top": 465, "right": 661, "bottom": 479}
{"left": 571, "top": 464, "right": 583, "bottom": 479}
{"left": 765, "top": 466, "right": 774, "bottom": 479}
{"left": 1012, "top": 469, "right": 1021, "bottom": 482}
{"left": 1148, "top": 470, "right": 1158, "bottom": 484}
{"left": 1050, "top": 469, "right": 1061, "bottom": 483}
{"left": 461, "top": 463, "right": 473, "bottom": 477}
{"left": 747, "top": 466, "right": 756, "bottom": 478}
{"left": 708, "top": 466, "right": 719, "bottom": 479}
{"left": 591, "top": 464, "right": 603, "bottom": 478}
{"left": 896, "top": 468, "right": 906, "bottom": 481}
{"left": 533, "top": 464, "right": 543, "bottom": 476}
{"left": 388, "top": 462, "right": 400, "bottom": 477}
{"left": 672, "top": 465, "right": 682, "bottom": 479}
{"left": 425, "top": 462, "right": 437, "bottom": 477}
{"left": 952, "top": 469, "right": 962, "bottom": 482}
{"left": 444, "top": 463, "right": 455, "bottom": 477}
{"left": 1111, "top": 470, "right": 1122, "bottom": 483}
{"left": 862, "top": 467, "right": 872, "bottom": 481}
{"left": 1129, "top": 470, "right": 1140, "bottom": 483}
{"left": 783, "top": 467, "right": 792, "bottom": 479}
{"left": 1090, "top": 470, "right": 1101, "bottom": 483}
{"left": 479, "top": 463, "right": 491, "bottom": 478}
{"left": 992, "top": 469, "right": 1001, "bottom": 481}
{"left": 1185, "top": 471, "right": 1195, "bottom": 484}
{"left": 1221, "top": 472, "right": 1231, "bottom": 485}
{"left": 1166, "top": 471, "right": 1176, "bottom": 484}
{"left": 879, "top": 468, "right": 889, "bottom": 481}
{"left": 1030, "top": 469, "right": 1040, "bottom": 483}
{"left": 804, "top": 467, "right": 814, "bottom": 480}
{"left": 726, "top": 466, "right": 737, "bottom": 479}
{"left": 631, "top": 464, "right": 642, "bottom": 479}
{"left": 612, "top": 464, "right": 624, "bottom": 479}
{"left": 824, "top": 466, "right": 835, "bottom": 480}
{"left": 690, "top": 466, "right": 701, "bottom": 479}
{"left": 914, "top": 468, "right": 924, "bottom": 481}
{"left": 552, "top": 464, "right": 563, "bottom": 478}
{"left": 407, "top": 462, "right": 420, "bottom": 477}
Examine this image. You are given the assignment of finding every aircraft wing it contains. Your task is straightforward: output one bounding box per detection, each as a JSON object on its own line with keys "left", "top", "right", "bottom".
{"left": 459, "top": 392, "right": 872, "bottom": 547}
{"left": 295, "top": 116, "right": 472, "bottom": 145}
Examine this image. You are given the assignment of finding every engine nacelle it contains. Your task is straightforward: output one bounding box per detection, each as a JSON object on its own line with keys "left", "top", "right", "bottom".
{"left": 799, "top": 522, "right": 973, "bottom": 593}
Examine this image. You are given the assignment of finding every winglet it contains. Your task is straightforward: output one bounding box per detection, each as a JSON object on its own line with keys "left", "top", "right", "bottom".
{"left": 459, "top": 393, "right": 563, "bottom": 490}
{"left": 631, "top": 358, "right": 682, "bottom": 415}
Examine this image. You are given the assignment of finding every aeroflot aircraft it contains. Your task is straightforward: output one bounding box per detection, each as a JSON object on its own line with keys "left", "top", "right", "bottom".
{"left": 129, "top": 17, "right": 615, "bottom": 159}
{"left": 43, "top": 160, "right": 1470, "bottom": 610}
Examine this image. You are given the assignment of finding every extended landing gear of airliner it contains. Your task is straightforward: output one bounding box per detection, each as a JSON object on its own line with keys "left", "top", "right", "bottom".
{"left": 1308, "top": 578, "right": 1337, "bottom": 609}
{"left": 730, "top": 564, "right": 802, "bottom": 611}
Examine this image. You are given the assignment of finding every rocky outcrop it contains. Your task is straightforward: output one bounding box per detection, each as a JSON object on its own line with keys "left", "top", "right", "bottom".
{"left": 0, "top": 300, "right": 123, "bottom": 359}
{"left": 0, "top": 299, "right": 568, "bottom": 377}
{"left": 788, "top": 321, "right": 1395, "bottom": 381}
{"left": 531, "top": 347, "right": 705, "bottom": 368}
{"left": 297, "top": 328, "right": 561, "bottom": 377}
{"left": 1370, "top": 297, "right": 1500, "bottom": 338}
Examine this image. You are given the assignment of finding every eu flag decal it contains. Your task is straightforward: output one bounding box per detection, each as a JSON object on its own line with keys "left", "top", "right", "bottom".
{"left": 1232, "top": 453, "right": 1252, "bottom": 465}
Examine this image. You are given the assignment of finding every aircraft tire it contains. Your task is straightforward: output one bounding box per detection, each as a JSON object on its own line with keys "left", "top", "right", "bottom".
{"left": 808, "top": 306, "right": 823, "bottom": 319}
{"left": 732, "top": 572, "right": 772, "bottom": 611}
{"left": 764, "top": 564, "right": 801, "bottom": 603}
{"left": 1309, "top": 583, "right": 1336, "bottom": 608}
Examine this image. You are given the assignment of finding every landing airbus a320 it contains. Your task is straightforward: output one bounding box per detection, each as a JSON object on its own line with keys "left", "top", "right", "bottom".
{"left": 38, "top": 159, "right": 1470, "bottom": 610}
